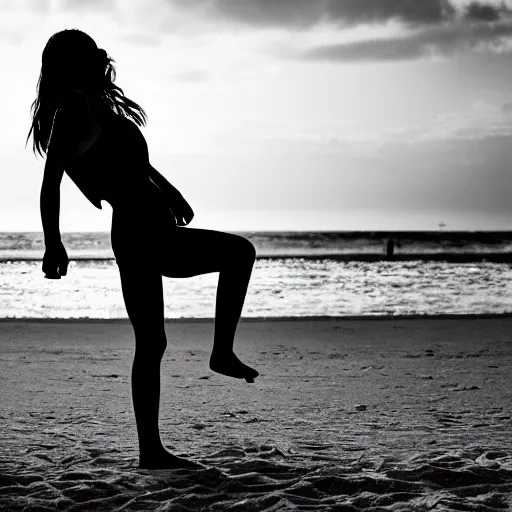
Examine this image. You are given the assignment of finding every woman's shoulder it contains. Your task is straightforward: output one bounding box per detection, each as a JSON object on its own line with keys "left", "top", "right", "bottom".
{"left": 47, "top": 90, "right": 89, "bottom": 149}
{"left": 54, "top": 90, "right": 116, "bottom": 135}
{"left": 53, "top": 89, "right": 91, "bottom": 137}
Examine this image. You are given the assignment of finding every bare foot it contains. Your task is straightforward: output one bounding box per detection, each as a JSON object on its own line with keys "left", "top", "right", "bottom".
{"left": 139, "top": 448, "right": 206, "bottom": 470}
{"left": 209, "top": 350, "right": 259, "bottom": 383}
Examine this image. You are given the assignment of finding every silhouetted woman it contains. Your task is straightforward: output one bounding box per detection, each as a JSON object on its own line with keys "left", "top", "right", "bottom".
{"left": 26, "top": 29, "right": 259, "bottom": 470}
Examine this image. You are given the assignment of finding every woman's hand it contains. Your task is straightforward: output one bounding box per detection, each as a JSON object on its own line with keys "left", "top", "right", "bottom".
{"left": 42, "top": 240, "right": 69, "bottom": 279}
{"left": 170, "top": 194, "right": 194, "bottom": 226}
{"left": 148, "top": 167, "right": 194, "bottom": 226}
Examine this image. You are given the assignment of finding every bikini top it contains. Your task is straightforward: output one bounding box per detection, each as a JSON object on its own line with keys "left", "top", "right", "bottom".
{"left": 57, "top": 89, "right": 151, "bottom": 210}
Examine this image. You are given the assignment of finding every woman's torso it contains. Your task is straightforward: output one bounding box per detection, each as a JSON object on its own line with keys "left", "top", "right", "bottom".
{"left": 61, "top": 90, "right": 176, "bottom": 255}
{"left": 63, "top": 94, "right": 152, "bottom": 209}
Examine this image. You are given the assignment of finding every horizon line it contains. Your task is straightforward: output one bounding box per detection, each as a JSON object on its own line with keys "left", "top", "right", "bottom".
{"left": 1, "top": 229, "right": 512, "bottom": 234}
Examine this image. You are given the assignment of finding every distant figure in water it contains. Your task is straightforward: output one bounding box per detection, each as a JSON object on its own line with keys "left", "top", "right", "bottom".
{"left": 26, "top": 29, "right": 258, "bottom": 470}
{"left": 386, "top": 238, "right": 395, "bottom": 258}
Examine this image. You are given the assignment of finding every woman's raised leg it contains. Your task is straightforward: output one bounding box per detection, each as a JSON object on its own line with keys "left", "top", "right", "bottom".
{"left": 157, "top": 227, "right": 259, "bottom": 382}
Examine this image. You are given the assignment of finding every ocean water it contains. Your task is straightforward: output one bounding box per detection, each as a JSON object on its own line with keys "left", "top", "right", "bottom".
{"left": 1, "top": 259, "right": 512, "bottom": 319}
{"left": 1, "top": 230, "right": 512, "bottom": 259}
{"left": 0, "top": 231, "right": 511, "bottom": 319}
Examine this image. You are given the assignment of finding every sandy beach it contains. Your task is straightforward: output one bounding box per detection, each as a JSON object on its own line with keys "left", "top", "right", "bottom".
{"left": 2, "top": 316, "right": 512, "bottom": 510}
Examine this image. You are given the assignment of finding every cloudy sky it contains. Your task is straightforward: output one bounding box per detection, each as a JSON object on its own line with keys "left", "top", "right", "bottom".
{"left": 2, "top": 0, "right": 512, "bottom": 231}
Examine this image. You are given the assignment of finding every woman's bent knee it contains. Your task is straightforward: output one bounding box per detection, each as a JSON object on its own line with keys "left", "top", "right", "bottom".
{"left": 237, "top": 236, "right": 257, "bottom": 262}
{"left": 222, "top": 236, "right": 256, "bottom": 270}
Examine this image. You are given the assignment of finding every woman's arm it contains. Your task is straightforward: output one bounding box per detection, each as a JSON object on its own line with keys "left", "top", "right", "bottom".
{"left": 40, "top": 157, "right": 69, "bottom": 278}
{"left": 148, "top": 164, "right": 194, "bottom": 226}
{"left": 40, "top": 109, "right": 73, "bottom": 278}
{"left": 148, "top": 164, "right": 183, "bottom": 200}
{"left": 41, "top": 148, "right": 66, "bottom": 244}
{"left": 41, "top": 93, "right": 86, "bottom": 241}
{"left": 40, "top": 183, "right": 62, "bottom": 244}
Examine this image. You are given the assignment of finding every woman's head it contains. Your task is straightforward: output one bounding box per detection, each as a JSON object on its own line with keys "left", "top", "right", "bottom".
{"left": 42, "top": 29, "right": 107, "bottom": 94}
{"left": 27, "top": 29, "right": 147, "bottom": 158}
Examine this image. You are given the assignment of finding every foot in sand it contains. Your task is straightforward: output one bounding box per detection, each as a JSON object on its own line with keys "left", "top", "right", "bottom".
{"left": 139, "top": 448, "right": 206, "bottom": 470}
{"left": 209, "top": 350, "right": 259, "bottom": 383}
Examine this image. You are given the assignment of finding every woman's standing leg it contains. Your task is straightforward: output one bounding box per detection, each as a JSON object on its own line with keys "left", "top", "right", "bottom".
{"left": 116, "top": 262, "right": 202, "bottom": 469}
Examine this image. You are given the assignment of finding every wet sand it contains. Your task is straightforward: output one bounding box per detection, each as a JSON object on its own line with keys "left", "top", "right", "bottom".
{"left": 1, "top": 317, "right": 512, "bottom": 510}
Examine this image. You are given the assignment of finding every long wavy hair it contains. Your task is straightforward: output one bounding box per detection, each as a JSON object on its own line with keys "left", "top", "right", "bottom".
{"left": 26, "top": 29, "right": 147, "bottom": 158}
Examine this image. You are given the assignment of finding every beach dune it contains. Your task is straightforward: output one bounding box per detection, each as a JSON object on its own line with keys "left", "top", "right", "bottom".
{"left": 2, "top": 317, "right": 512, "bottom": 510}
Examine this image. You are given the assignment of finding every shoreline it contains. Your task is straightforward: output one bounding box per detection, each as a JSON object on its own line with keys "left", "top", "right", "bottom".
{"left": 0, "top": 312, "right": 512, "bottom": 322}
